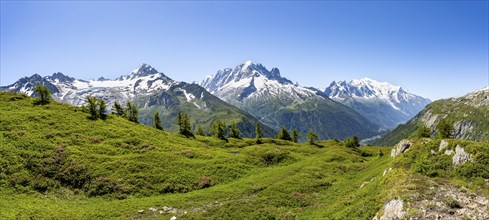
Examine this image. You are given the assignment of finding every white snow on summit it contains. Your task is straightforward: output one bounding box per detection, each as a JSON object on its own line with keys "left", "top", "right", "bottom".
{"left": 201, "top": 61, "right": 319, "bottom": 104}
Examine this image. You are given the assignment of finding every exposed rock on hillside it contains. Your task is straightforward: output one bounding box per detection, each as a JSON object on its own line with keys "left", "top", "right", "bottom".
{"left": 452, "top": 145, "right": 472, "bottom": 165}
{"left": 391, "top": 139, "right": 412, "bottom": 157}
{"left": 373, "top": 198, "right": 405, "bottom": 220}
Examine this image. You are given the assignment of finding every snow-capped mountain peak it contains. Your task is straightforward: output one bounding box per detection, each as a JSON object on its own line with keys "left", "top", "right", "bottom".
{"left": 326, "top": 78, "right": 411, "bottom": 102}
{"left": 117, "top": 63, "right": 160, "bottom": 81}
{"left": 1, "top": 64, "right": 177, "bottom": 107}
{"left": 201, "top": 61, "right": 314, "bottom": 102}
{"left": 325, "top": 78, "right": 431, "bottom": 128}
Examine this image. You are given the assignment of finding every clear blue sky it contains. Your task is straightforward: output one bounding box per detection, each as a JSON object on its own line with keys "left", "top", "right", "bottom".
{"left": 1, "top": 1, "right": 488, "bottom": 100}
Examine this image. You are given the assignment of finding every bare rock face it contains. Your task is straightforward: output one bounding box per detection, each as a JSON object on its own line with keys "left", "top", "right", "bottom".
{"left": 375, "top": 199, "right": 405, "bottom": 220}
{"left": 391, "top": 140, "right": 413, "bottom": 157}
{"left": 452, "top": 145, "right": 472, "bottom": 165}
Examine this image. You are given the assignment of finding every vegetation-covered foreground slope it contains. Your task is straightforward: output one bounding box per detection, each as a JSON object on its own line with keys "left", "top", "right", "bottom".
{"left": 1, "top": 92, "right": 487, "bottom": 219}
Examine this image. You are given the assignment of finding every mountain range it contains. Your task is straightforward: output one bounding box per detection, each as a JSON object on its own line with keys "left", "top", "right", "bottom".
{"left": 0, "top": 64, "right": 276, "bottom": 137}
{"left": 201, "top": 61, "right": 431, "bottom": 140}
{"left": 2, "top": 61, "right": 432, "bottom": 140}
{"left": 325, "top": 78, "right": 431, "bottom": 129}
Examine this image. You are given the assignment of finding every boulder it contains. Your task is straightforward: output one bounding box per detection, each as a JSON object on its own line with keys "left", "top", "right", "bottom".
{"left": 452, "top": 145, "right": 472, "bottom": 165}
{"left": 391, "top": 140, "right": 412, "bottom": 157}
{"left": 439, "top": 140, "right": 449, "bottom": 151}
{"left": 379, "top": 199, "right": 405, "bottom": 220}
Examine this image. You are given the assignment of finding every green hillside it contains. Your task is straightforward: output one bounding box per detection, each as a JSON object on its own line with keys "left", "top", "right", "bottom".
{"left": 1, "top": 92, "right": 487, "bottom": 219}
{"left": 136, "top": 83, "right": 277, "bottom": 138}
{"left": 374, "top": 88, "right": 489, "bottom": 146}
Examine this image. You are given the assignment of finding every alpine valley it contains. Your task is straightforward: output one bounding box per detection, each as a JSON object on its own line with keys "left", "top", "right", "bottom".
{"left": 1, "top": 62, "right": 489, "bottom": 219}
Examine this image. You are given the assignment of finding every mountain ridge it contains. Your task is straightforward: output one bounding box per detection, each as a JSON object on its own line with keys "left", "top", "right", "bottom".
{"left": 325, "top": 78, "right": 431, "bottom": 129}
{"left": 201, "top": 61, "right": 382, "bottom": 140}
{"left": 1, "top": 64, "right": 276, "bottom": 137}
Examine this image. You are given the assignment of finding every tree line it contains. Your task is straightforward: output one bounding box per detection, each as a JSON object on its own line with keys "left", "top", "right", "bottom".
{"left": 33, "top": 83, "right": 455, "bottom": 147}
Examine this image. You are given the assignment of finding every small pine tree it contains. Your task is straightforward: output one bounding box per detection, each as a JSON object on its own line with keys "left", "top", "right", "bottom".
{"left": 179, "top": 113, "right": 193, "bottom": 138}
{"left": 125, "top": 101, "right": 138, "bottom": 123}
{"left": 255, "top": 122, "right": 263, "bottom": 144}
{"left": 276, "top": 127, "right": 292, "bottom": 141}
{"left": 437, "top": 119, "right": 454, "bottom": 139}
{"left": 211, "top": 120, "right": 227, "bottom": 140}
{"left": 344, "top": 136, "right": 360, "bottom": 148}
{"left": 307, "top": 130, "right": 318, "bottom": 144}
{"left": 87, "top": 96, "right": 98, "bottom": 120}
{"left": 111, "top": 101, "right": 124, "bottom": 116}
{"left": 33, "top": 82, "right": 51, "bottom": 105}
{"left": 153, "top": 112, "right": 163, "bottom": 130}
{"left": 291, "top": 128, "right": 300, "bottom": 143}
{"left": 415, "top": 124, "right": 431, "bottom": 138}
{"left": 98, "top": 98, "right": 107, "bottom": 120}
{"left": 196, "top": 125, "right": 206, "bottom": 136}
{"left": 229, "top": 122, "right": 241, "bottom": 139}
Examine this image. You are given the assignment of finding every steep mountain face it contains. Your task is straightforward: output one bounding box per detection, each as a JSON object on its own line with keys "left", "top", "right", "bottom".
{"left": 1, "top": 64, "right": 276, "bottom": 137}
{"left": 374, "top": 87, "right": 489, "bottom": 146}
{"left": 201, "top": 61, "right": 381, "bottom": 140}
{"left": 325, "top": 78, "right": 431, "bottom": 129}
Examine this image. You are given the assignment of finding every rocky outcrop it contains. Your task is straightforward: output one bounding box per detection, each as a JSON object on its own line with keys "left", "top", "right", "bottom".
{"left": 406, "top": 184, "right": 488, "bottom": 220}
{"left": 391, "top": 140, "right": 413, "bottom": 157}
{"left": 439, "top": 140, "right": 449, "bottom": 151}
{"left": 452, "top": 145, "right": 472, "bottom": 165}
{"left": 374, "top": 199, "right": 405, "bottom": 220}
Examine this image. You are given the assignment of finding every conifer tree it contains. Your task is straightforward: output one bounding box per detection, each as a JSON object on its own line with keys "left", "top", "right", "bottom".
{"left": 125, "top": 101, "right": 138, "bottom": 123}
{"left": 196, "top": 125, "right": 206, "bottom": 136}
{"left": 437, "top": 119, "right": 454, "bottom": 138}
{"left": 153, "top": 112, "right": 163, "bottom": 130}
{"left": 291, "top": 128, "right": 300, "bottom": 143}
{"left": 98, "top": 98, "right": 107, "bottom": 120}
{"left": 307, "top": 130, "right": 318, "bottom": 144}
{"left": 33, "top": 82, "right": 51, "bottom": 105}
{"left": 229, "top": 122, "right": 241, "bottom": 138}
{"left": 255, "top": 122, "right": 263, "bottom": 144}
{"left": 178, "top": 113, "right": 193, "bottom": 137}
{"left": 87, "top": 96, "right": 98, "bottom": 120}
{"left": 111, "top": 101, "right": 124, "bottom": 116}
{"left": 276, "top": 127, "right": 292, "bottom": 141}
{"left": 344, "top": 136, "right": 360, "bottom": 148}
{"left": 211, "top": 120, "right": 227, "bottom": 140}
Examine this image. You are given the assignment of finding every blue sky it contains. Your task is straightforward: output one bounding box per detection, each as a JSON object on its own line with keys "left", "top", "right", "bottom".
{"left": 1, "top": 1, "right": 488, "bottom": 100}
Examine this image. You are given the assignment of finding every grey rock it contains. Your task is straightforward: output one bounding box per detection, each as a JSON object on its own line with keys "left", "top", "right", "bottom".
{"left": 445, "top": 150, "right": 453, "bottom": 155}
{"left": 439, "top": 140, "right": 449, "bottom": 151}
{"left": 452, "top": 145, "right": 472, "bottom": 165}
{"left": 379, "top": 199, "right": 405, "bottom": 220}
{"left": 391, "top": 140, "right": 413, "bottom": 157}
